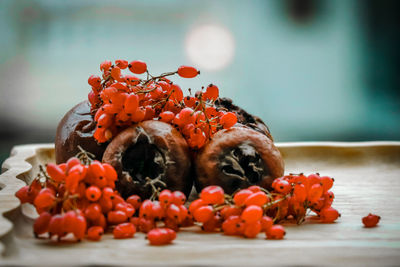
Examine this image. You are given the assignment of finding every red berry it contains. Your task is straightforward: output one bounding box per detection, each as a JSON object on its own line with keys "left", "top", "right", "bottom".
{"left": 244, "top": 191, "right": 269, "bottom": 207}
{"left": 147, "top": 228, "right": 176, "bottom": 245}
{"left": 171, "top": 191, "right": 186, "bottom": 206}
{"left": 244, "top": 221, "right": 261, "bottom": 238}
{"left": 260, "top": 216, "right": 273, "bottom": 232}
{"left": 159, "top": 111, "right": 175, "bottom": 123}
{"left": 34, "top": 189, "right": 56, "bottom": 210}
{"left": 200, "top": 185, "right": 225, "bottom": 205}
{"left": 362, "top": 213, "right": 380, "bottom": 228}
{"left": 266, "top": 225, "right": 285, "bottom": 239}
{"left": 126, "top": 195, "right": 142, "bottom": 210}
{"left": 115, "top": 59, "right": 128, "bottom": 69}
{"left": 241, "top": 205, "right": 263, "bottom": 224}
{"left": 233, "top": 189, "right": 253, "bottom": 206}
{"left": 320, "top": 207, "right": 340, "bottom": 223}
{"left": 88, "top": 75, "right": 101, "bottom": 88}
{"left": 33, "top": 211, "right": 52, "bottom": 236}
{"left": 188, "top": 198, "right": 206, "bottom": 214}
{"left": 204, "top": 84, "right": 219, "bottom": 100}
{"left": 85, "top": 203, "right": 102, "bottom": 221}
{"left": 87, "top": 226, "right": 104, "bottom": 241}
{"left": 193, "top": 205, "right": 214, "bottom": 223}
{"left": 15, "top": 186, "right": 31, "bottom": 204}
{"left": 177, "top": 65, "right": 199, "bottom": 78}
{"left": 46, "top": 163, "right": 66, "bottom": 182}
{"left": 129, "top": 60, "right": 147, "bottom": 74}
{"left": 108, "top": 210, "right": 128, "bottom": 225}
{"left": 220, "top": 112, "right": 237, "bottom": 129}
{"left": 273, "top": 179, "right": 291, "bottom": 194}
{"left": 320, "top": 176, "right": 334, "bottom": 192}
{"left": 85, "top": 186, "right": 102, "bottom": 202}
{"left": 48, "top": 214, "right": 65, "bottom": 239}
{"left": 100, "top": 60, "right": 112, "bottom": 71}
{"left": 308, "top": 183, "right": 323, "bottom": 203}
{"left": 113, "top": 223, "right": 136, "bottom": 239}
{"left": 293, "top": 183, "right": 307, "bottom": 203}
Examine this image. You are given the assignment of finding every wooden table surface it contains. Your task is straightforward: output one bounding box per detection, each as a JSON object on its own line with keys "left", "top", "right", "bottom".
{"left": 1, "top": 142, "right": 400, "bottom": 266}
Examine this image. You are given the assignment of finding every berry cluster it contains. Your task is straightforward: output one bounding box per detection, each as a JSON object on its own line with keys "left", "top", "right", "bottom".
{"left": 188, "top": 173, "right": 341, "bottom": 239}
{"left": 15, "top": 153, "right": 140, "bottom": 242}
{"left": 88, "top": 60, "right": 237, "bottom": 149}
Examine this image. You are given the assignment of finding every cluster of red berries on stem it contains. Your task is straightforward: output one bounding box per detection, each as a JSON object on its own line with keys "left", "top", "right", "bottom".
{"left": 188, "top": 173, "right": 340, "bottom": 240}
{"left": 88, "top": 59, "right": 237, "bottom": 149}
{"left": 15, "top": 149, "right": 139, "bottom": 241}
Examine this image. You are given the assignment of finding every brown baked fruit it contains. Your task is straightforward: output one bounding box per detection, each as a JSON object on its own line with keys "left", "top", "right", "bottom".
{"left": 102, "top": 120, "right": 192, "bottom": 199}
{"left": 195, "top": 126, "right": 284, "bottom": 194}
{"left": 55, "top": 101, "right": 106, "bottom": 164}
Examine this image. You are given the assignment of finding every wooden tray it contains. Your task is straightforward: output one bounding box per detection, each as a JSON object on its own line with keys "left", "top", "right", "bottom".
{"left": 1, "top": 142, "right": 400, "bottom": 266}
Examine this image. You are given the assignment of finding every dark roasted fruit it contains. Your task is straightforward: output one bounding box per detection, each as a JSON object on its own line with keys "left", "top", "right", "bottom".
{"left": 195, "top": 127, "right": 284, "bottom": 194}
{"left": 55, "top": 101, "right": 107, "bottom": 164}
{"left": 102, "top": 120, "right": 192, "bottom": 199}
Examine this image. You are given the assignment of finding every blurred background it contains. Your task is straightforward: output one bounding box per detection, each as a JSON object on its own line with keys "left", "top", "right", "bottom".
{"left": 0, "top": 0, "right": 399, "bottom": 165}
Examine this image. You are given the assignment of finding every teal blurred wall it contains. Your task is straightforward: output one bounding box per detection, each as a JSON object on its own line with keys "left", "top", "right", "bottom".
{"left": 0, "top": 0, "right": 399, "bottom": 163}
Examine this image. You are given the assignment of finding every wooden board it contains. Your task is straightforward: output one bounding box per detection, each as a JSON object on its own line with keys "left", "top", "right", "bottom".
{"left": 1, "top": 142, "right": 400, "bottom": 266}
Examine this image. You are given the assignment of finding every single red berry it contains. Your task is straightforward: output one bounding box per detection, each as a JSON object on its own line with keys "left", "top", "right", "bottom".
{"left": 33, "top": 211, "right": 52, "bottom": 237}
{"left": 220, "top": 205, "right": 242, "bottom": 220}
{"left": 171, "top": 191, "right": 186, "bottom": 206}
{"left": 84, "top": 203, "right": 102, "bottom": 221}
{"left": 108, "top": 210, "right": 128, "bottom": 225}
{"left": 188, "top": 198, "right": 206, "bottom": 214}
{"left": 308, "top": 183, "right": 324, "bottom": 203}
{"left": 219, "top": 112, "right": 237, "bottom": 129}
{"left": 320, "top": 176, "right": 334, "bottom": 192}
{"left": 200, "top": 185, "right": 225, "bottom": 205}
{"left": 293, "top": 183, "right": 307, "bottom": 203}
{"left": 15, "top": 186, "right": 31, "bottom": 204}
{"left": 85, "top": 186, "right": 102, "bottom": 202}
{"left": 233, "top": 189, "right": 253, "bottom": 206}
{"left": 46, "top": 163, "right": 66, "bottom": 182}
{"left": 260, "top": 216, "right": 273, "bottom": 232}
{"left": 244, "top": 191, "right": 269, "bottom": 207}
{"left": 115, "top": 59, "right": 129, "bottom": 69}
{"left": 177, "top": 65, "right": 199, "bottom": 78}
{"left": 362, "top": 213, "right": 380, "bottom": 228}
{"left": 87, "top": 226, "right": 104, "bottom": 241}
{"left": 159, "top": 111, "right": 175, "bottom": 123}
{"left": 320, "top": 207, "right": 340, "bottom": 223}
{"left": 129, "top": 60, "right": 147, "bottom": 74}
{"left": 147, "top": 228, "right": 176, "bottom": 245}
{"left": 113, "top": 223, "right": 136, "bottom": 239}
{"left": 244, "top": 221, "right": 262, "bottom": 238}
{"left": 272, "top": 179, "right": 291, "bottom": 194}
{"left": 100, "top": 60, "right": 112, "bottom": 71}
{"left": 241, "top": 205, "right": 263, "bottom": 224}
{"left": 88, "top": 75, "right": 101, "bottom": 88}
{"left": 204, "top": 84, "right": 219, "bottom": 100}
{"left": 193, "top": 205, "right": 214, "bottom": 223}
{"left": 126, "top": 195, "right": 142, "bottom": 210}
{"left": 266, "top": 225, "right": 286, "bottom": 239}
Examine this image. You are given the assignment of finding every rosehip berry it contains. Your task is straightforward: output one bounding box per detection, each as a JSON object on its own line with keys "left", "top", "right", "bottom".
{"left": 108, "top": 210, "right": 128, "bottom": 225}
{"left": 200, "top": 185, "right": 225, "bottom": 205}
{"left": 171, "top": 191, "right": 186, "bottom": 206}
{"left": 193, "top": 205, "right": 214, "bottom": 223}
{"left": 113, "top": 223, "right": 136, "bottom": 239}
{"left": 85, "top": 186, "right": 102, "bottom": 202}
{"left": 266, "top": 225, "right": 285, "bottom": 239}
{"left": 188, "top": 198, "right": 206, "bottom": 214}
{"left": 33, "top": 211, "right": 52, "bottom": 237}
{"left": 244, "top": 221, "right": 261, "bottom": 238}
{"left": 241, "top": 205, "right": 263, "bottom": 224}
{"left": 219, "top": 112, "right": 237, "bottom": 129}
{"left": 177, "top": 65, "right": 199, "bottom": 78}
{"left": 85, "top": 203, "right": 102, "bottom": 221}
{"left": 129, "top": 60, "right": 147, "bottom": 74}
{"left": 362, "top": 213, "right": 380, "bottom": 228}
{"left": 115, "top": 59, "right": 128, "bottom": 69}
{"left": 87, "top": 226, "right": 104, "bottom": 241}
{"left": 233, "top": 189, "right": 253, "bottom": 206}
{"left": 320, "top": 207, "right": 340, "bottom": 223}
{"left": 126, "top": 195, "right": 142, "bottom": 210}
{"left": 147, "top": 228, "right": 176, "bottom": 245}
{"left": 260, "top": 216, "right": 273, "bottom": 232}
{"left": 244, "top": 191, "right": 269, "bottom": 207}
{"left": 46, "top": 163, "right": 66, "bottom": 182}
